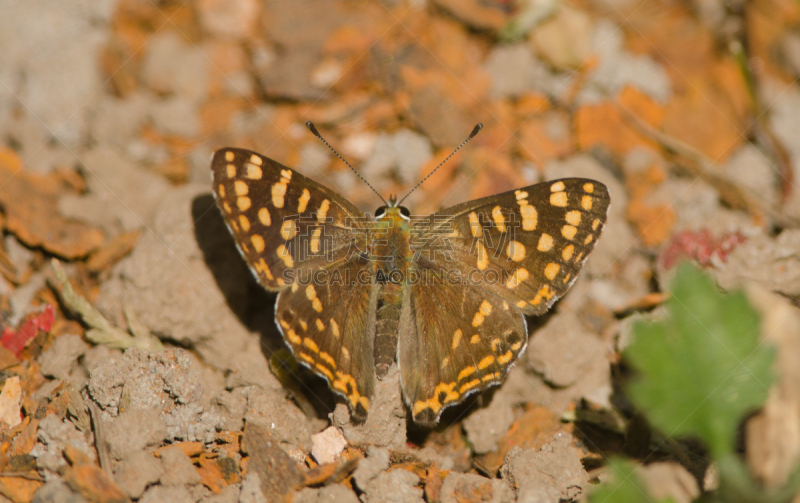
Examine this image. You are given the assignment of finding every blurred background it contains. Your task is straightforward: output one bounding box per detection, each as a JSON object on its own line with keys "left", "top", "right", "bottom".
{"left": 3, "top": 0, "right": 798, "bottom": 220}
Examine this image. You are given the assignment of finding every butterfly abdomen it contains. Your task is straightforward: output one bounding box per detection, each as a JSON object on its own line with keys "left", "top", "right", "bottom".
{"left": 374, "top": 283, "right": 402, "bottom": 379}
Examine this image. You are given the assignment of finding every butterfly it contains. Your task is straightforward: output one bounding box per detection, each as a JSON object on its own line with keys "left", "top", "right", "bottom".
{"left": 210, "top": 123, "right": 610, "bottom": 426}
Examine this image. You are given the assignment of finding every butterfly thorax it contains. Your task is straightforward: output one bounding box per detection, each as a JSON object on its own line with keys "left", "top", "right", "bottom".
{"left": 371, "top": 204, "right": 412, "bottom": 379}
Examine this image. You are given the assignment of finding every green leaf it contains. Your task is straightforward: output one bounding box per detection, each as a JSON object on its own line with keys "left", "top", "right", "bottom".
{"left": 625, "top": 263, "right": 774, "bottom": 459}
{"left": 588, "top": 458, "right": 673, "bottom": 503}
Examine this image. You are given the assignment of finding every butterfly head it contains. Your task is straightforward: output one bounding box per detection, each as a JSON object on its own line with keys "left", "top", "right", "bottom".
{"left": 374, "top": 195, "right": 411, "bottom": 221}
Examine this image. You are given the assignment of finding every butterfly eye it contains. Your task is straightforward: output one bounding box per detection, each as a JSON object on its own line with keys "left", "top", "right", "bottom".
{"left": 399, "top": 206, "right": 411, "bottom": 218}
{"left": 375, "top": 206, "right": 388, "bottom": 218}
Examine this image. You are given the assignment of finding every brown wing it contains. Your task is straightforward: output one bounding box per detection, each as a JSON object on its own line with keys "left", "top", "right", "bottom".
{"left": 210, "top": 147, "right": 368, "bottom": 290}
{"left": 275, "top": 256, "right": 377, "bottom": 422}
{"left": 412, "top": 178, "right": 610, "bottom": 315}
{"left": 400, "top": 275, "right": 527, "bottom": 426}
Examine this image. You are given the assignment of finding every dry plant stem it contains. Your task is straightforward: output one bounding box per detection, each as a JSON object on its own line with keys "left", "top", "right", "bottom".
{"left": 124, "top": 305, "right": 156, "bottom": 345}
{"left": 615, "top": 102, "right": 798, "bottom": 228}
{"left": 50, "top": 259, "right": 164, "bottom": 351}
{"left": 88, "top": 401, "right": 113, "bottom": 475}
{"left": 729, "top": 33, "right": 794, "bottom": 203}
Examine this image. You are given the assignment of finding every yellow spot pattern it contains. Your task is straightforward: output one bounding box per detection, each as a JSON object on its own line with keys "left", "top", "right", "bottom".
{"left": 520, "top": 203, "right": 538, "bottom": 231}
{"left": 565, "top": 210, "right": 582, "bottom": 226}
{"left": 310, "top": 228, "right": 322, "bottom": 254}
{"left": 303, "top": 338, "right": 319, "bottom": 353}
{"left": 271, "top": 182, "right": 287, "bottom": 208}
{"left": 476, "top": 241, "right": 489, "bottom": 270}
{"left": 297, "top": 188, "right": 311, "bottom": 213}
{"left": 492, "top": 206, "right": 506, "bottom": 233}
{"left": 412, "top": 381, "right": 459, "bottom": 416}
{"left": 280, "top": 220, "right": 297, "bottom": 241}
{"left": 254, "top": 258, "right": 273, "bottom": 280}
{"left": 478, "top": 355, "right": 495, "bottom": 370}
{"left": 452, "top": 329, "right": 462, "bottom": 350}
{"left": 306, "top": 284, "right": 323, "bottom": 312}
{"left": 287, "top": 329, "right": 301, "bottom": 345}
{"left": 460, "top": 379, "right": 480, "bottom": 393}
{"left": 317, "top": 199, "right": 330, "bottom": 222}
{"left": 258, "top": 207, "right": 271, "bottom": 226}
{"left": 234, "top": 180, "right": 248, "bottom": 196}
{"left": 468, "top": 212, "right": 482, "bottom": 238}
{"left": 506, "top": 267, "right": 529, "bottom": 289}
{"left": 506, "top": 240, "right": 526, "bottom": 262}
{"left": 458, "top": 366, "right": 475, "bottom": 381}
{"left": 315, "top": 363, "right": 333, "bottom": 381}
{"left": 277, "top": 244, "right": 294, "bottom": 267}
{"left": 550, "top": 192, "right": 568, "bottom": 207}
{"left": 538, "top": 233, "right": 553, "bottom": 252}
{"left": 333, "top": 372, "right": 369, "bottom": 414}
{"left": 561, "top": 224, "right": 577, "bottom": 240}
{"left": 251, "top": 235, "right": 265, "bottom": 253}
{"left": 239, "top": 215, "right": 250, "bottom": 232}
{"left": 545, "top": 262, "right": 560, "bottom": 280}
{"left": 562, "top": 244, "right": 574, "bottom": 261}
{"left": 246, "top": 164, "right": 262, "bottom": 180}
{"left": 472, "top": 300, "right": 492, "bottom": 327}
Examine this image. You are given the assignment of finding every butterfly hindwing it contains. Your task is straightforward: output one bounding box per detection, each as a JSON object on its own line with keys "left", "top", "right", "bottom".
{"left": 400, "top": 269, "right": 528, "bottom": 425}
{"left": 275, "top": 256, "right": 376, "bottom": 422}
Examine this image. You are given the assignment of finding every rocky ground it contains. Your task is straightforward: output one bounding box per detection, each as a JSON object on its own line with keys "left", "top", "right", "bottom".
{"left": 0, "top": 0, "right": 799, "bottom": 502}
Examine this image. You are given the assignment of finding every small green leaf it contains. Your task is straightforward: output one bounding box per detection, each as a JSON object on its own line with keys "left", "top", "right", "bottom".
{"left": 588, "top": 458, "right": 673, "bottom": 503}
{"left": 625, "top": 263, "right": 774, "bottom": 458}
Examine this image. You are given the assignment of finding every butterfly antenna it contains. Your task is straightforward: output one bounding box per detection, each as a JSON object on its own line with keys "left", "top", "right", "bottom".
{"left": 305, "top": 121, "right": 387, "bottom": 206}
{"left": 398, "top": 123, "right": 483, "bottom": 205}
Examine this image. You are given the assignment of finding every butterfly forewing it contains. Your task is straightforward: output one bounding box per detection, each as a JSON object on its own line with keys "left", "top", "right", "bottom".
{"left": 402, "top": 178, "right": 609, "bottom": 423}
{"left": 414, "top": 178, "right": 609, "bottom": 314}
{"left": 210, "top": 148, "right": 368, "bottom": 290}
